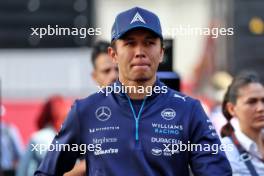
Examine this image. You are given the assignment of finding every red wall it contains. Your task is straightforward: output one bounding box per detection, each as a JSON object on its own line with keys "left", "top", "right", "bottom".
{"left": 2, "top": 99, "right": 72, "bottom": 146}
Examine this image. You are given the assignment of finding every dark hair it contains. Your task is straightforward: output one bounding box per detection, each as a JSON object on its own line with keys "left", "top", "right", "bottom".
{"left": 221, "top": 71, "right": 262, "bottom": 137}
{"left": 91, "top": 41, "right": 110, "bottom": 68}
{"left": 37, "top": 95, "right": 65, "bottom": 130}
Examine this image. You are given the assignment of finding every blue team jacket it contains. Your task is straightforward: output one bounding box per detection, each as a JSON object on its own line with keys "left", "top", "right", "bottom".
{"left": 35, "top": 79, "right": 232, "bottom": 176}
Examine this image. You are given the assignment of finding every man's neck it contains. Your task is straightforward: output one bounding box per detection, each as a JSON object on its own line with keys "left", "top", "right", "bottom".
{"left": 119, "top": 76, "right": 156, "bottom": 100}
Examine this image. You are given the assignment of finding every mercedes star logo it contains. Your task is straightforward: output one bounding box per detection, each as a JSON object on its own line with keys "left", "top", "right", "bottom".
{"left": 95, "top": 106, "right": 111, "bottom": 121}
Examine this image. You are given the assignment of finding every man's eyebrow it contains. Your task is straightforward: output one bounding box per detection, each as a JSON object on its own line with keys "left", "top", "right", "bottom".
{"left": 121, "top": 36, "right": 157, "bottom": 41}
{"left": 145, "top": 35, "right": 158, "bottom": 39}
{"left": 121, "top": 36, "right": 134, "bottom": 41}
{"left": 101, "top": 67, "right": 111, "bottom": 72}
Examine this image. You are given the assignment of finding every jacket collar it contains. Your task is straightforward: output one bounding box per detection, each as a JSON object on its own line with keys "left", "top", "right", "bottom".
{"left": 112, "top": 77, "right": 164, "bottom": 102}
{"left": 234, "top": 123, "right": 260, "bottom": 157}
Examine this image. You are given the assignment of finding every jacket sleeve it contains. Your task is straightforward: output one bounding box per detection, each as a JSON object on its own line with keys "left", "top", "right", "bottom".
{"left": 189, "top": 100, "right": 232, "bottom": 176}
{"left": 34, "top": 101, "right": 81, "bottom": 176}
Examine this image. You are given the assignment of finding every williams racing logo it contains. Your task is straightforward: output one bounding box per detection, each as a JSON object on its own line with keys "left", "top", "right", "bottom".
{"left": 161, "top": 108, "right": 176, "bottom": 120}
{"left": 152, "top": 123, "right": 183, "bottom": 135}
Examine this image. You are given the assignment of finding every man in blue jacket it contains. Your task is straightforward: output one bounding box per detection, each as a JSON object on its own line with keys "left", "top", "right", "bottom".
{"left": 35, "top": 7, "right": 232, "bottom": 176}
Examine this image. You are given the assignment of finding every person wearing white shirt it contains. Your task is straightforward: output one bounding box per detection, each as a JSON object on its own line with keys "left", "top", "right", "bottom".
{"left": 221, "top": 71, "right": 264, "bottom": 176}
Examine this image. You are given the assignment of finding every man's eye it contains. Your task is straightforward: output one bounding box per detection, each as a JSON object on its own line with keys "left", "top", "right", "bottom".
{"left": 146, "top": 41, "right": 155, "bottom": 45}
{"left": 125, "top": 41, "right": 134, "bottom": 45}
{"left": 102, "top": 69, "right": 111, "bottom": 74}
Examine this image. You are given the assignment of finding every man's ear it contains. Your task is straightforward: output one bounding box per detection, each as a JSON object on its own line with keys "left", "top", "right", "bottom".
{"left": 108, "top": 46, "right": 118, "bottom": 64}
{"left": 226, "top": 102, "right": 236, "bottom": 117}
{"left": 159, "top": 47, "right": 165, "bottom": 63}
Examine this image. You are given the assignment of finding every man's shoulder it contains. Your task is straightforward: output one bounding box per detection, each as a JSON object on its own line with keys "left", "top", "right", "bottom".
{"left": 165, "top": 87, "right": 198, "bottom": 106}
{"left": 74, "top": 91, "right": 112, "bottom": 111}
{"left": 79, "top": 91, "right": 108, "bottom": 103}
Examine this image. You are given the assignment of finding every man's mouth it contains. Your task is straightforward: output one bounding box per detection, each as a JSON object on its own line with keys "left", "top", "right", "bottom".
{"left": 131, "top": 63, "right": 151, "bottom": 68}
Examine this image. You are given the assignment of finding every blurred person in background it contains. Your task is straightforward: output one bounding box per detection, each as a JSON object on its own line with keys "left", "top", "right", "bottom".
{"left": 209, "top": 71, "right": 238, "bottom": 135}
{"left": 1, "top": 105, "right": 23, "bottom": 176}
{"left": 63, "top": 41, "right": 118, "bottom": 176}
{"left": 16, "top": 95, "right": 69, "bottom": 176}
{"left": 221, "top": 71, "right": 264, "bottom": 175}
{"left": 91, "top": 40, "right": 118, "bottom": 87}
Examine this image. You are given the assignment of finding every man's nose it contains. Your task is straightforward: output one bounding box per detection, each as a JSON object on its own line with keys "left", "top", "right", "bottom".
{"left": 135, "top": 45, "right": 146, "bottom": 59}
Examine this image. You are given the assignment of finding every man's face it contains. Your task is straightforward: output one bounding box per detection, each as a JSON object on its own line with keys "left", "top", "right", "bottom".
{"left": 109, "top": 29, "right": 164, "bottom": 82}
{"left": 92, "top": 53, "right": 118, "bottom": 87}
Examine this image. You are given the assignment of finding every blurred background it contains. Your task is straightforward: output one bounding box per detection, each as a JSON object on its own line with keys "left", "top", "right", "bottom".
{"left": 0, "top": 0, "right": 264, "bottom": 175}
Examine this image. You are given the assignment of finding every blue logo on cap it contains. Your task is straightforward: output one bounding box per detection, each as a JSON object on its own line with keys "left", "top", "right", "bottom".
{"left": 111, "top": 7, "right": 163, "bottom": 41}
{"left": 130, "top": 12, "right": 146, "bottom": 24}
